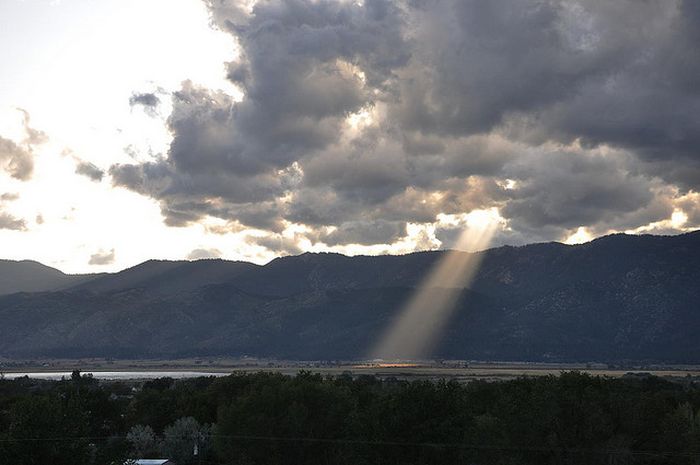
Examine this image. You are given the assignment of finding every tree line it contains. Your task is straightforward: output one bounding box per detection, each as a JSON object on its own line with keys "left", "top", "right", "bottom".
{"left": 1, "top": 370, "right": 700, "bottom": 464}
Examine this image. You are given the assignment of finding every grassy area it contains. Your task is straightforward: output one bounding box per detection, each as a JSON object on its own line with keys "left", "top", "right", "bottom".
{"left": 3, "top": 357, "right": 700, "bottom": 382}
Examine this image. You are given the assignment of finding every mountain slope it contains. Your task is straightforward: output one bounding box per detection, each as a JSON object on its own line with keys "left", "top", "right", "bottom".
{"left": 68, "top": 259, "right": 259, "bottom": 295}
{"left": 0, "top": 260, "right": 98, "bottom": 295}
{"left": 0, "top": 231, "right": 699, "bottom": 362}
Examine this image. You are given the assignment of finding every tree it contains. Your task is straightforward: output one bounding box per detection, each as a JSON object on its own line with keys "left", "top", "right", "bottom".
{"left": 4, "top": 395, "right": 90, "bottom": 464}
{"left": 127, "top": 424, "right": 160, "bottom": 458}
{"left": 162, "top": 416, "right": 211, "bottom": 465}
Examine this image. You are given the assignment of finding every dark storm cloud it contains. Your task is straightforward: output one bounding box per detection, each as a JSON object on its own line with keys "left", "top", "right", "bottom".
{"left": 393, "top": 0, "right": 594, "bottom": 135}
{"left": 397, "top": 0, "right": 689, "bottom": 143}
{"left": 89, "top": 249, "right": 116, "bottom": 266}
{"left": 176, "top": 0, "right": 408, "bottom": 178}
{"left": 501, "top": 149, "right": 664, "bottom": 232}
{"left": 75, "top": 161, "right": 105, "bottom": 182}
{"left": 302, "top": 142, "right": 410, "bottom": 205}
{"left": 320, "top": 219, "right": 406, "bottom": 246}
{"left": 111, "top": 0, "right": 700, "bottom": 252}
{"left": 111, "top": 0, "right": 407, "bottom": 230}
{"left": 390, "top": 0, "right": 700, "bottom": 196}
{"left": 494, "top": 0, "right": 700, "bottom": 188}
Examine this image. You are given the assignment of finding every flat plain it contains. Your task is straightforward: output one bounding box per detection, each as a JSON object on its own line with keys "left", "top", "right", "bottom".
{"left": 3, "top": 358, "right": 700, "bottom": 382}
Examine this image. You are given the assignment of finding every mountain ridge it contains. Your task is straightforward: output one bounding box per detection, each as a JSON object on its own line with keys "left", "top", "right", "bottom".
{"left": 6, "top": 230, "right": 697, "bottom": 288}
{"left": 0, "top": 230, "right": 698, "bottom": 362}
{"left": 0, "top": 259, "right": 102, "bottom": 295}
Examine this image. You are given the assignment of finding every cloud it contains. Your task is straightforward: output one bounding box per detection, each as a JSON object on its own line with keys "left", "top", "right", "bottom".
{"left": 0, "top": 192, "right": 26, "bottom": 231}
{"left": 89, "top": 249, "right": 116, "bottom": 265}
{"left": 245, "top": 233, "right": 304, "bottom": 256}
{"left": 1, "top": 193, "right": 19, "bottom": 202}
{"left": 0, "top": 212, "right": 26, "bottom": 231}
{"left": 0, "top": 136, "right": 34, "bottom": 181}
{"left": 498, "top": 146, "right": 670, "bottom": 241}
{"left": 111, "top": 0, "right": 407, "bottom": 228}
{"left": 129, "top": 92, "right": 162, "bottom": 117}
{"left": 17, "top": 108, "right": 48, "bottom": 146}
{"left": 0, "top": 109, "right": 47, "bottom": 181}
{"left": 319, "top": 219, "right": 406, "bottom": 246}
{"left": 187, "top": 248, "right": 222, "bottom": 260}
{"left": 75, "top": 161, "right": 105, "bottom": 182}
{"left": 129, "top": 92, "right": 160, "bottom": 108}
{"left": 110, "top": 0, "right": 700, "bottom": 253}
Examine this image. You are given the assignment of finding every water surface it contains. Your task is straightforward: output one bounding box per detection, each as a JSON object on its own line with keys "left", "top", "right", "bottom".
{"left": 2, "top": 371, "right": 228, "bottom": 380}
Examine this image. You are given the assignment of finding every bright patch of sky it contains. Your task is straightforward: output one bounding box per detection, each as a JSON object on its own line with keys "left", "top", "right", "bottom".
{"left": 0, "top": 0, "right": 242, "bottom": 272}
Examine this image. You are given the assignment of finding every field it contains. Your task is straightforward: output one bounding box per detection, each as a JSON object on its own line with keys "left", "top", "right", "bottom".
{"left": 3, "top": 357, "right": 700, "bottom": 382}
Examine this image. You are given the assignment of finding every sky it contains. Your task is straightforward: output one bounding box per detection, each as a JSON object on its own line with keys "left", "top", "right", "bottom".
{"left": 1, "top": 0, "right": 699, "bottom": 273}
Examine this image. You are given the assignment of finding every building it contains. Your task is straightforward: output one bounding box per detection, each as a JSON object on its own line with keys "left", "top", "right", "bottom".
{"left": 130, "top": 460, "right": 175, "bottom": 465}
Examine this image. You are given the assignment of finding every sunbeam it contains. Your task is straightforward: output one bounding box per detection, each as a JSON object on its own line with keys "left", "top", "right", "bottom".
{"left": 371, "top": 214, "right": 498, "bottom": 360}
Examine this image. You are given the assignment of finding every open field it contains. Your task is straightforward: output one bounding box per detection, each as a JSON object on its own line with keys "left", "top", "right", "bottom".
{"left": 3, "top": 357, "right": 700, "bottom": 382}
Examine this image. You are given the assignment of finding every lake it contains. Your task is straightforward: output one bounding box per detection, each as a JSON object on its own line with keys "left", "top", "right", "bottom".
{"left": 1, "top": 371, "right": 229, "bottom": 380}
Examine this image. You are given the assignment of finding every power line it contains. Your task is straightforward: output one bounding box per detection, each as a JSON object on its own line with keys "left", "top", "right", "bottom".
{"left": 209, "top": 434, "right": 700, "bottom": 458}
{"left": 0, "top": 433, "right": 698, "bottom": 459}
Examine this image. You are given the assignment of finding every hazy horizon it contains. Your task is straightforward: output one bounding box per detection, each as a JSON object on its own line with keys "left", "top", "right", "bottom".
{"left": 3, "top": 228, "right": 697, "bottom": 276}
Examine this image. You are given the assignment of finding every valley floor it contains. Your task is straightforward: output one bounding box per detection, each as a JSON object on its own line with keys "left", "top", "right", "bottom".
{"left": 3, "top": 357, "right": 700, "bottom": 382}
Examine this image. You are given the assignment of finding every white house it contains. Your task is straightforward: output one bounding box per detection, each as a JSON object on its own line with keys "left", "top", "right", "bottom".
{"left": 130, "top": 460, "right": 175, "bottom": 465}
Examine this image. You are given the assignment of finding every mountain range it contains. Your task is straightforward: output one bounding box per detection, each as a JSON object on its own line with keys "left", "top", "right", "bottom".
{"left": 1, "top": 231, "right": 699, "bottom": 363}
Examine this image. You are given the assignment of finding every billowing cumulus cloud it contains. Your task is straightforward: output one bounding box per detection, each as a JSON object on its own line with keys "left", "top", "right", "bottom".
{"left": 110, "top": 0, "right": 700, "bottom": 253}
{"left": 496, "top": 146, "right": 673, "bottom": 242}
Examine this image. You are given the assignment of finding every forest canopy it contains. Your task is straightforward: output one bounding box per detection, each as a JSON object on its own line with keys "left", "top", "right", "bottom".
{"left": 1, "top": 371, "right": 700, "bottom": 464}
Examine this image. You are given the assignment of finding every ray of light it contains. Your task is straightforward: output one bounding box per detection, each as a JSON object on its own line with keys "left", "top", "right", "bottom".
{"left": 371, "top": 216, "right": 498, "bottom": 360}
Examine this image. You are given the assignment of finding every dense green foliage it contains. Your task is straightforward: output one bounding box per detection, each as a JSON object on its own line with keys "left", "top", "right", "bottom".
{"left": 2, "top": 371, "right": 700, "bottom": 464}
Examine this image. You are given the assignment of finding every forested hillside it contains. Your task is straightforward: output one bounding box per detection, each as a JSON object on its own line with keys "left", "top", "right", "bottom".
{"left": 0, "top": 232, "right": 699, "bottom": 362}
